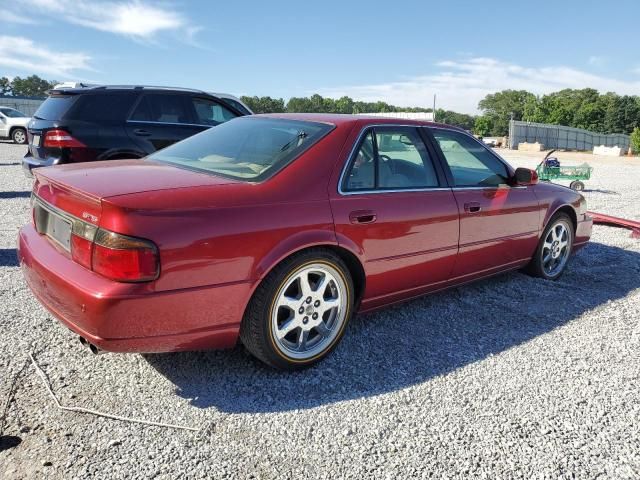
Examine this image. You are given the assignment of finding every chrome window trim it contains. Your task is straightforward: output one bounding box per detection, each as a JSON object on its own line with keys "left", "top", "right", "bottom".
{"left": 337, "top": 124, "right": 444, "bottom": 196}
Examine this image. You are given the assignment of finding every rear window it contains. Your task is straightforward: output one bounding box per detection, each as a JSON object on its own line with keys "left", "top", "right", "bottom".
{"left": 148, "top": 117, "right": 333, "bottom": 181}
{"left": 66, "top": 93, "right": 137, "bottom": 123}
{"left": 33, "top": 95, "right": 77, "bottom": 120}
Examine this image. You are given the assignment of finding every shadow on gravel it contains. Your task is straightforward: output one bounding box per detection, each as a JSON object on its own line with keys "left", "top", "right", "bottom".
{"left": 583, "top": 189, "right": 620, "bottom": 195}
{"left": 146, "top": 242, "right": 640, "bottom": 413}
{"left": 0, "top": 249, "right": 19, "bottom": 267}
{"left": 0, "top": 162, "right": 20, "bottom": 166}
{"left": 0, "top": 191, "right": 31, "bottom": 199}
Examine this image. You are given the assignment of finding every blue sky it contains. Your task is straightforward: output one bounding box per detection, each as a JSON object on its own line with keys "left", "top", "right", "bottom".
{"left": 1, "top": 0, "right": 639, "bottom": 113}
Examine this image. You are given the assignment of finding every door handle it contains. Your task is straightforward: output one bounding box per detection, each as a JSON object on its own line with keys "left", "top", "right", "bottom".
{"left": 464, "top": 202, "right": 482, "bottom": 213}
{"left": 133, "top": 128, "right": 151, "bottom": 136}
{"left": 349, "top": 210, "right": 377, "bottom": 224}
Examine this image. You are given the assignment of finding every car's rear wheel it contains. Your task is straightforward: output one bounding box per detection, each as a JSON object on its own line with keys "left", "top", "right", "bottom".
{"left": 240, "top": 249, "right": 354, "bottom": 370}
{"left": 12, "top": 128, "right": 27, "bottom": 145}
{"left": 526, "top": 213, "right": 574, "bottom": 280}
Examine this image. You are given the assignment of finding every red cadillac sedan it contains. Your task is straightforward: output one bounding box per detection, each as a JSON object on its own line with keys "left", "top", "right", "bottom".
{"left": 18, "top": 114, "right": 592, "bottom": 369}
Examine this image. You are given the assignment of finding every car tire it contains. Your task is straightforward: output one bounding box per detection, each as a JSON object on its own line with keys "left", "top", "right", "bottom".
{"left": 525, "top": 213, "right": 574, "bottom": 280}
{"left": 240, "top": 249, "right": 355, "bottom": 370}
{"left": 12, "top": 128, "right": 27, "bottom": 145}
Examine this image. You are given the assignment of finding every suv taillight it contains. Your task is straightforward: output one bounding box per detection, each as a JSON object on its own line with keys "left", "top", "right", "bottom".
{"left": 44, "top": 129, "right": 86, "bottom": 148}
{"left": 68, "top": 218, "right": 159, "bottom": 282}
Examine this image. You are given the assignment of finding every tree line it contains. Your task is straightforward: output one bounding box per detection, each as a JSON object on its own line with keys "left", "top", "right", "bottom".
{"left": 475, "top": 88, "right": 640, "bottom": 137}
{"left": 0, "top": 75, "right": 58, "bottom": 97}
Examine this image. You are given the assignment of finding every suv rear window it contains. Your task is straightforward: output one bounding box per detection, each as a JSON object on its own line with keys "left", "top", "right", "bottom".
{"left": 33, "top": 95, "right": 77, "bottom": 120}
{"left": 66, "top": 93, "right": 137, "bottom": 124}
{"left": 148, "top": 117, "right": 333, "bottom": 181}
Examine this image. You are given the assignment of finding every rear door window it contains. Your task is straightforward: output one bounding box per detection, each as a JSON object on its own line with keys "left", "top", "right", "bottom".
{"left": 33, "top": 96, "right": 77, "bottom": 120}
{"left": 129, "top": 94, "right": 193, "bottom": 124}
{"left": 343, "top": 127, "right": 439, "bottom": 191}
{"left": 191, "top": 97, "right": 237, "bottom": 125}
{"left": 66, "top": 93, "right": 137, "bottom": 124}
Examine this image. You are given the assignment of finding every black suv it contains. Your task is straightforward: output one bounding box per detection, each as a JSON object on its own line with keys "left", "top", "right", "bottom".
{"left": 23, "top": 86, "right": 248, "bottom": 176}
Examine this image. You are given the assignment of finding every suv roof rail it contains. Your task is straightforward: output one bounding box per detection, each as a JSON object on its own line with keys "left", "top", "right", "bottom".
{"left": 88, "top": 85, "right": 209, "bottom": 94}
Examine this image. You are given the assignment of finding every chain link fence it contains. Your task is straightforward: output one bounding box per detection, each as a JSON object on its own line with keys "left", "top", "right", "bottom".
{"left": 0, "top": 95, "right": 46, "bottom": 116}
{"left": 509, "top": 120, "right": 630, "bottom": 151}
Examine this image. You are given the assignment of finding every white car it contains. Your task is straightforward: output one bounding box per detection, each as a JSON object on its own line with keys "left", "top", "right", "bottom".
{"left": 0, "top": 106, "right": 30, "bottom": 144}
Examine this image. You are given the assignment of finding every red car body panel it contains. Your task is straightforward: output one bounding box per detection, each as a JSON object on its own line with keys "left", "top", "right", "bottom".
{"left": 18, "top": 114, "right": 593, "bottom": 353}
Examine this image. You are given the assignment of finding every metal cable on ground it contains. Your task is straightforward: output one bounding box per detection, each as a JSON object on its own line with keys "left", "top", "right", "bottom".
{"left": 29, "top": 352, "right": 200, "bottom": 432}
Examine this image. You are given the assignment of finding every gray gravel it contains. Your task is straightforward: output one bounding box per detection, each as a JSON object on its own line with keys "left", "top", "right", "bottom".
{"left": 1, "top": 142, "right": 639, "bottom": 479}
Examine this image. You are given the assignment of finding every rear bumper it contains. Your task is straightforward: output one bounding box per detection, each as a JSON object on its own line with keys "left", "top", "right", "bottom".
{"left": 22, "top": 152, "right": 58, "bottom": 178}
{"left": 18, "top": 224, "right": 251, "bottom": 353}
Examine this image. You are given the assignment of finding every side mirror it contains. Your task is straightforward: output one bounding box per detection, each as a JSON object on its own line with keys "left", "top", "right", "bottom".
{"left": 514, "top": 167, "right": 538, "bottom": 186}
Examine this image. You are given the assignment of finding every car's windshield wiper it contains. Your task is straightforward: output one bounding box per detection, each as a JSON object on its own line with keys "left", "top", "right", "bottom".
{"left": 280, "top": 130, "right": 308, "bottom": 152}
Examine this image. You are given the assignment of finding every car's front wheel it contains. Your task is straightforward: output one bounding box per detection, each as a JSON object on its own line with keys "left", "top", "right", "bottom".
{"left": 526, "top": 213, "right": 574, "bottom": 280}
{"left": 12, "top": 128, "right": 27, "bottom": 145}
{"left": 240, "top": 249, "right": 354, "bottom": 370}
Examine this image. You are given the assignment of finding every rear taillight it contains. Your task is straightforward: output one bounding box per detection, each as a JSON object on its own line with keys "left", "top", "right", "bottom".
{"left": 67, "top": 218, "right": 158, "bottom": 282}
{"left": 92, "top": 230, "right": 159, "bottom": 282}
{"left": 43, "top": 129, "right": 86, "bottom": 148}
{"left": 32, "top": 196, "right": 160, "bottom": 282}
{"left": 70, "top": 220, "right": 97, "bottom": 269}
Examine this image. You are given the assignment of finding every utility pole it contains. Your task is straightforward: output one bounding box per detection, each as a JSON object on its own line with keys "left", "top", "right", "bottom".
{"left": 433, "top": 94, "right": 436, "bottom": 122}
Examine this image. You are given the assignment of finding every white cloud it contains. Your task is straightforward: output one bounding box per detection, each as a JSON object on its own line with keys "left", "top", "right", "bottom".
{"left": 319, "top": 57, "right": 640, "bottom": 114}
{"left": 0, "top": 36, "right": 93, "bottom": 77}
{"left": 20, "top": 0, "right": 198, "bottom": 40}
{"left": 3, "top": 12, "right": 39, "bottom": 25}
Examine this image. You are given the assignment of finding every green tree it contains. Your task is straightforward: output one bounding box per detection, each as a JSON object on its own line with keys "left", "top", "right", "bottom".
{"left": 478, "top": 89, "right": 536, "bottom": 136}
{"left": 0, "top": 77, "right": 11, "bottom": 95}
{"left": 631, "top": 127, "right": 640, "bottom": 154}
{"left": 522, "top": 95, "right": 543, "bottom": 123}
{"left": 436, "top": 109, "right": 476, "bottom": 130}
{"left": 335, "top": 96, "right": 354, "bottom": 114}
{"left": 473, "top": 116, "right": 493, "bottom": 136}
{"left": 286, "top": 96, "right": 315, "bottom": 113}
{"left": 10, "top": 75, "right": 56, "bottom": 97}
{"left": 239, "top": 96, "right": 285, "bottom": 113}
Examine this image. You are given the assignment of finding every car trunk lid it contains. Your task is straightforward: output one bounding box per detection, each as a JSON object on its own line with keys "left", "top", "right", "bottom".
{"left": 34, "top": 158, "right": 239, "bottom": 201}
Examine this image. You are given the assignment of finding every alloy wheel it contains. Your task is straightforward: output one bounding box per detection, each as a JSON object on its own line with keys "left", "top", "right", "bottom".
{"left": 541, "top": 220, "right": 571, "bottom": 277}
{"left": 271, "top": 263, "right": 348, "bottom": 360}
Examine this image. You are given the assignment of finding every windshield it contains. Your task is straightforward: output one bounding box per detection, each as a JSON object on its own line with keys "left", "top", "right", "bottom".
{"left": 148, "top": 117, "right": 334, "bottom": 181}
{"left": 0, "top": 107, "right": 27, "bottom": 118}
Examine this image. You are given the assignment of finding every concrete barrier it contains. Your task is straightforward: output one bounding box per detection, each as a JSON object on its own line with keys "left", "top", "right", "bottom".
{"left": 517, "top": 142, "right": 545, "bottom": 152}
{"left": 593, "top": 145, "right": 624, "bottom": 156}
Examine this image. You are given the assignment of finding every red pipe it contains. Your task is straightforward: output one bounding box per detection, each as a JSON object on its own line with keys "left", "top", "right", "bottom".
{"left": 588, "top": 211, "right": 640, "bottom": 239}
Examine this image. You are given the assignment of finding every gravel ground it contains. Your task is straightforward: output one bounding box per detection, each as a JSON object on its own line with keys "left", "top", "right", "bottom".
{"left": 0, "top": 142, "right": 638, "bottom": 479}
